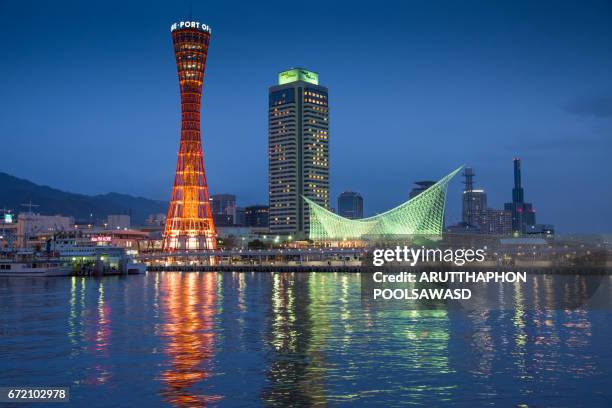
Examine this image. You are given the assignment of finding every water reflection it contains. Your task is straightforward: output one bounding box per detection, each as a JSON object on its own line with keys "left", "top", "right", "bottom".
{"left": 460, "top": 274, "right": 598, "bottom": 402}
{"left": 69, "top": 277, "right": 113, "bottom": 385}
{"left": 0, "top": 273, "right": 609, "bottom": 407}
{"left": 262, "top": 273, "right": 321, "bottom": 406}
{"left": 159, "top": 273, "right": 221, "bottom": 407}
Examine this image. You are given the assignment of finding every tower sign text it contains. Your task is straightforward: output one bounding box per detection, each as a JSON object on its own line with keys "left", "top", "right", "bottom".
{"left": 170, "top": 21, "right": 211, "bottom": 33}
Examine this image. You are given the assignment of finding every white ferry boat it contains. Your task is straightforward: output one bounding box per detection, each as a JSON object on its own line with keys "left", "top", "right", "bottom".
{"left": 51, "top": 237, "right": 146, "bottom": 275}
{"left": 0, "top": 256, "right": 72, "bottom": 277}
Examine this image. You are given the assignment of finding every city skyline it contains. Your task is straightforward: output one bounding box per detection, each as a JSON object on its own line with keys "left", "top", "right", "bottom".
{"left": 1, "top": 0, "right": 611, "bottom": 233}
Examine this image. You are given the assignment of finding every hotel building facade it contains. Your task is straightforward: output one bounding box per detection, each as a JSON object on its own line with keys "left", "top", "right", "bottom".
{"left": 268, "top": 68, "right": 329, "bottom": 239}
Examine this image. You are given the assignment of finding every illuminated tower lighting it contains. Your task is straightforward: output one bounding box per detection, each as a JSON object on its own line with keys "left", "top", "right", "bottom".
{"left": 163, "top": 21, "right": 216, "bottom": 251}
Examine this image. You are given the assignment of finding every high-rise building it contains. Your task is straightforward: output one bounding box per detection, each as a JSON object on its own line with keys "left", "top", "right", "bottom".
{"left": 409, "top": 181, "right": 436, "bottom": 199}
{"left": 211, "top": 194, "right": 236, "bottom": 226}
{"left": 455, "top": 166, "right": 512, "bottom": 235}
{"left": 461, "top": 167, "right": 484, "bottom": 226}
{"left": 234, "top": 207, "right": 246, "bottom": 226}
{"left": 462, "top": 189, "right": 487, "bottom": 226}
{"left": 504, "top": 158, "right": 536, "bottom": 234}
{"left": 337, "top": 192, "right": 363, "bottom": 219}
{"left": 244, "top": 205, "right": 269, "bottom": 228}
{"left": 211, "top": 194, "right": 236, "bottom": 215}
{"left": 481, "top": 208, "right": 512, "bottom": 235}
{"left": 268, "top": 68, "right": 329, "bottom": 238}
{"left": 163, "top": 20, "right": 216, "bottom": 251}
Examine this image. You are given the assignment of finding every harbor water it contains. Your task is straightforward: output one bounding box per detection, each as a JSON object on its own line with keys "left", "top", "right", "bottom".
{"left": 1, "top": 272, "right": 611, "bottom": 407}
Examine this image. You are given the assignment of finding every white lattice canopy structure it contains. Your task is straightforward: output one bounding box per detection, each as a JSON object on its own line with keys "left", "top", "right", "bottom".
{"left": 304, "top": 167, "right": 462, "bottom": 241}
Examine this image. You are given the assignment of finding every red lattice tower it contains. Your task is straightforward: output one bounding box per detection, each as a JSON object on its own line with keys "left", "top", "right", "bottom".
{"left": 163, "top": 21, "right": 216, "bottom": 251}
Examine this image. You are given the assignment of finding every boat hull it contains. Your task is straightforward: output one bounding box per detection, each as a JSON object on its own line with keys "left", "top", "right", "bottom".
{"left": 0, "top": 267, "right": 73, "bottom": 277}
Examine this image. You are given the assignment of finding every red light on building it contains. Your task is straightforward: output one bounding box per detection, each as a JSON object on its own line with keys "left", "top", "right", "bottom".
{"left": 162, "top": 21, "right": 216, "bottom": 251}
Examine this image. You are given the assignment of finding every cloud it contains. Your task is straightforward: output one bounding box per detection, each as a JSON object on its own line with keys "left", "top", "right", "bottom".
{"left": 564, "top": 95, "right": 612, "bottom": 118}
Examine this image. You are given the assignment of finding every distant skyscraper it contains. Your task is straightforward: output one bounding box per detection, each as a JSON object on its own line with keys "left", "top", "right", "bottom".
{"left": 245, "top": 205, "right": 269, "bottom": 228}
{"left": 234, "top": 207, "right": 246, "bottom": 226}
{"left": 481, "top": 208, "right": 512, "bottom": 235}
{"left": 338, "top": 192, "right": 363, "bottom": 219}
{"left": 163, "top": 20, "right": 216, "bottom": 251}
{"left": 461, "top": 167, "right": 484, "bottom": 227}
{"left": 453, "top": 166, "right": 512, "bottom": 235}
{"left": 504, "top": 158, "right": 536, "bottom": 234}
{"left": 409, "top": 181, "right": 436, "bottom": 199}
{"left": 211, "top": 194, "right": 236, "bottom": 227}
{"left": 463, "top": 189, "right": 487, "bottom": 226}
{"left": 268, "top": 68, "right": 329, "bottom": 238}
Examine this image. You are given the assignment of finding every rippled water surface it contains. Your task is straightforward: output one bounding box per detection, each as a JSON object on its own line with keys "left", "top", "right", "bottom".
{"left": 1, "top": 272, "right": 612, "bottom": 407}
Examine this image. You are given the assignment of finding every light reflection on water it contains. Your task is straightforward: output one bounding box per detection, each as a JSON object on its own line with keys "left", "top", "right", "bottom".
{"left": 0, "top": 272, "right": 611, "bottom": 407}
{"left": 158, "top": 272, "right": 221, "bottom": 406}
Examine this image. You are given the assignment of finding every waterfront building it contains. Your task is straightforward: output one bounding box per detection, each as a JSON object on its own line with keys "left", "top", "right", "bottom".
{"left": 107, "top": 214, "right": 130, "bottom": 230}
{"left": 0, "top": 211, "right": 18, "bottom": 249}
{"left": 409, "top": 181, "right": 436, "bottom": 199}
{"left": 268, "top": 68, "right": 329, "bottom": 239}
{"left": 163, "top": 20, "right": 216, "bottom": 251}
{"left": 525, "top": 224, "right": 555, "bottom": 237}
{"left": 215, "top": 226, "right": 257, "bottom": 248}
{"left": 338, "top": 192, "right": 363, "bottom": 219}
{"left": 146, "top": 213, "right": 166, "bottom": 227}
{"left": 504, "top": 158, "right": 536, "bottom": 234}
{"left": 306, "top": 167, "right": 461, "bottom": 241}
{"left": 17, "top": 212, "right": 74, "bottom": 247}
{"left": 245, "top": 205, "right": 269, "bottom": 228}
{"left": 53, "top": 228, "right": 149, "bottom": 252}
{"left": 446, "top": 222, "right": 481, "bottom": 235}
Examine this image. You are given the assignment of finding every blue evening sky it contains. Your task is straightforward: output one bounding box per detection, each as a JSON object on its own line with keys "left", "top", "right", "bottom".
{"left": 1, "top": 0, "right": 611, "bottom": 232}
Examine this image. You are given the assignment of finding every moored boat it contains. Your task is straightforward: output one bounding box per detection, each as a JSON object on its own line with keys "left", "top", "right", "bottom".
{"left": 0, "top": 254, "right": 72, "bottom": 277}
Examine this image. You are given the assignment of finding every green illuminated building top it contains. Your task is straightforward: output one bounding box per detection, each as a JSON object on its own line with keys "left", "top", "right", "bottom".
{"left": 278, "top": 68, "right": 319, "bottom": 85}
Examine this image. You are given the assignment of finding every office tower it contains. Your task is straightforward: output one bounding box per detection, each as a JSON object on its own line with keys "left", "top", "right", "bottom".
{"left": 337, "top": 192, "right": 363, "bottom": 219}
{"left": 234, "top": 207, "right": 246, "bottom": 226}
{"left": 211, "top": 194, "right": 236, "bottom": 215}
{"left": 211, "top": 194, "right": 236, "bottom": 226}
{"left": 245, "top": 205, "right": 269, "bottom": 228}
{"left": 461, "top": 168, "right": 476, "bottom": 225}
{"left": 268, "top": 68, "right": 329, "bottom": 238}
{"left": 504, "top": 158, "right": 536, "bottom": 234}
{"left": 163, "top": 20, "right": 216, "bottom": 251}
{"left": 464, "top": 189, "right": 487, "bottom": 226}
{"left": 481, "top": 208, "right": 512, "bottom": 235}
{"left": 409, "top": 181, "right": 435, "bottom": 199}
{"left": 461, "top": 167, "right": 488, "bottom": 227}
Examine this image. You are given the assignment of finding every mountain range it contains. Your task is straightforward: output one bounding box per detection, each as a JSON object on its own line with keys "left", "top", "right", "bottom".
{"left": 0, "top": 172, "right": 167, "bottom": 225}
